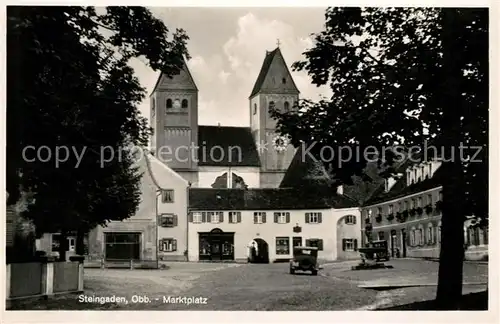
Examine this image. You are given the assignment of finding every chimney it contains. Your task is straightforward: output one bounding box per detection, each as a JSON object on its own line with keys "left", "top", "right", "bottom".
{"left": 336, "top": 185, "right": 343, "bottom": 195}
{"left": 218, "top": 123, "right": 221, "bottom": 127}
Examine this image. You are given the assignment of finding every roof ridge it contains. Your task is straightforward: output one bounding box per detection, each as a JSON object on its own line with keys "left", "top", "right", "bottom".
{"left": 149, "top": 56, "right": 198, "bottom": 96}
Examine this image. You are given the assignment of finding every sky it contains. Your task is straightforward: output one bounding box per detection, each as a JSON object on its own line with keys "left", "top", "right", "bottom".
{"left": 128, "top": 7, "right": 333, "bottom": 127}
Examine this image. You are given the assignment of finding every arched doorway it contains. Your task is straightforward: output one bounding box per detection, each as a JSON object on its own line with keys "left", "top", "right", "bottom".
{"left": 247, "top": 238, "right": 269, "bottom": 263}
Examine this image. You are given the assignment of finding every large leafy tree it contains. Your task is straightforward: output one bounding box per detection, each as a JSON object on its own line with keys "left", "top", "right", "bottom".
{"left": 7, "top": 6, "right": 189, "bottom": 260}
{"left": 271, "top": 8, "right": 487, "bottom": 309}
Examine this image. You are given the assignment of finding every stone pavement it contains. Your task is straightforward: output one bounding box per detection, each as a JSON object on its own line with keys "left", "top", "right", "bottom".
{"left": 320, "top": 258, "right": 488, "bottom": 310}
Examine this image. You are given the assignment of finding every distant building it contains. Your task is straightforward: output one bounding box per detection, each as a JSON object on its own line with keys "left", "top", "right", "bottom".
{"left": 361, "top": 158, "right": 488, "bottom": 261}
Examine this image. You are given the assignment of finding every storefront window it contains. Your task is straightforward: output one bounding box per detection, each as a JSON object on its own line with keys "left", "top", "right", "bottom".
{"left": 276, "top": 237, "right": 290, "bottom": 255}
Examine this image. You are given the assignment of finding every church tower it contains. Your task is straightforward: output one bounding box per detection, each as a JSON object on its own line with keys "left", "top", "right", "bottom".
{"left": 250, "top": 46, "right": 299, "bottom": 188}
{"left": 150, "top": 58, "right": 199, "bottom": 185}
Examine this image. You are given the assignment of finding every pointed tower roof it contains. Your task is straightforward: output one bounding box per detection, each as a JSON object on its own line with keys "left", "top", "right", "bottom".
{"left": 150, "top": 56, "right": 198, "bottom": 95}
{"left": 249, "top": 47, "right": 300, "bottom": 98}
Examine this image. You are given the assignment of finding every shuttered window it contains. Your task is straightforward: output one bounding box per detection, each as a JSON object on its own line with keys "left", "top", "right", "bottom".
{"left": 229, "top": 212, "right": 241, "bottom": 223}
{"left": 342, "top": 239, "right": 358, "bottom": 251}
{"left": 305, "top": 238, "right": 323, "bottom": 251}
{"left": 161, "top": 190, "right": 174, "bottom": 203}
{"left": 159, "top": 238, "right": 177, "bottom": 252}
{"left": 305, "top": 212, "right": 322, "bottom": 223}
{"left": 254, "top": 212, "right": 266, "bottom": 224}
{"left": 345, "top": 215, "right": 356, "bottom": 224}
{"left": 159, "top": 214, "right": 177, "bottom": 227}
{"left": 274, "top": 212, "right": 290, "bottom": 224}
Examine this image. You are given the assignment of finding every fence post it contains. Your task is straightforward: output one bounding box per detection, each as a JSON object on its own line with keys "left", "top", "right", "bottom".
{"left": 70, "top": 255, "right": 85, "bottom": 292}
{"left": 6, "top": 264, "right": 11, "bottom": 299}
{"left": 43, "top": 260, "right": 55, "bottom": 297}
{"left": 130, "top": 259, "right": 133, "bottom": 270}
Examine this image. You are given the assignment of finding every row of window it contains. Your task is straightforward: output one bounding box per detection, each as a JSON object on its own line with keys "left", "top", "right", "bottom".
{"left": 466, "top": 226, "right": 488, "bottom": 246}
{"left": 151, "top": 99, "right": 189, "bottom": 117}
{"left": 189, "top": 212, "right": 327, "bottom": 224}
{"left": 409, "top": 223, "right": 440, "bottom": 247}
{"left": 253, "top": 101, "right": 297, "bottom": 115}
{"left": 161, "top": 212, "right": 358, "bottom": 226}
{"left": 158, "top": 237, "right": 326, "bottom": 254}
{"left": 367, "top": 190, "right": 442, "bottom": 218}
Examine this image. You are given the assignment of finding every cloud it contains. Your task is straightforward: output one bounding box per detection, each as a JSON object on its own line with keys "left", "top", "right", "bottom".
{"left": 204, "top": 12, "right": 331, "bottom": 126}
{"left": 136, "top": 11, "right": 331, "bottom": 128}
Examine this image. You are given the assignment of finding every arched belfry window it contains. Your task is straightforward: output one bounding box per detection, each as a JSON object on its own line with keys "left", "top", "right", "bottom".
{"left": 152, "top": 98, "right": 156, "bottom": 117}
{"left": 166, "top": 99, "right": 172, "bottom": 109}
{"left": 253, "top": 103, "right": 257, "bottom": 115}
{"left": 282, "top": 77, "right": 286, "bottom": 84}
{"left": 182, "top": 99, "right": 188, "bottom": 108}
{"left": 284, "top": 101, "right": 290, "bottom": 112}
{"left": 269, "top": 101, "right": 275, "bottom": 111}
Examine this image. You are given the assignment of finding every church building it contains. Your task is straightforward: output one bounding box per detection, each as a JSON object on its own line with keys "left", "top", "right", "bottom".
{"left": 149, "top": 47, "right": 298, "bottom": 189}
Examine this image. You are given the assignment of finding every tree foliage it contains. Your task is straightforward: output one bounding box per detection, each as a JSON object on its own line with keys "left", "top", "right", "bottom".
{"left": 7, "top": 6, "right": 189, "bottom": 253}
{"left": 270, "top": 7, "right": 488, "bottom": 309}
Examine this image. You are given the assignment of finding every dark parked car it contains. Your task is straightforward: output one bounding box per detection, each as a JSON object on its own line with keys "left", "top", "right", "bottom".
{"left": 289, "top": 246, "right": 319, "bottom": 275}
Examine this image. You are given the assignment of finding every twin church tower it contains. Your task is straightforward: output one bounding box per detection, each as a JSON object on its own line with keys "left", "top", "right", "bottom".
{"left": 149, "top": 47, "right": 300, "bottom": 189}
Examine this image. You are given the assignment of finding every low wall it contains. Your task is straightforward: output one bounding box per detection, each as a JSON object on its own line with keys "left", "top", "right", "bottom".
{"left": 465, "top": 245, "right": 488, "bottom": 261}
{"left": 407, "top": 247, "right": 441, "bottom": 259}
{"left": 84, "top": 257, "right": 158, "bottom": 269}
{"left": 406, "top": 245, "right": 488, "bottom": 261}
{"left": 6, "top": 258, "right": 84, "bottom": 302}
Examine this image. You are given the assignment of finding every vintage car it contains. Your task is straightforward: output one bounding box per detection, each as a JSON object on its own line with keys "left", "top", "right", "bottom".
{"left": 289, "top": 246, "right": 319, "bottom": 275}
{"left": 358, "top": 240, "right": 390, "bottom": 262}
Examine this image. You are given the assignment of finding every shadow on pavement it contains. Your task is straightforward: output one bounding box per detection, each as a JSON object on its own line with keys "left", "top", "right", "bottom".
{"left": 376, "top": 290, "right": 488, "bottom": 310}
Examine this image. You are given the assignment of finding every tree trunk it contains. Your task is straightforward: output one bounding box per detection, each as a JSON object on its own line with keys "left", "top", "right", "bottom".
{"left": 436, "top": 160, "right": 466, "bottom": 309}
{"left": 58, "top": 231, "right": 67, "bottom": 261}
{"left": 75, "top": 228, "right": 85, "bottom": 255}
{"left": 435, "top": 8, "right": 467, "bottom": 309}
